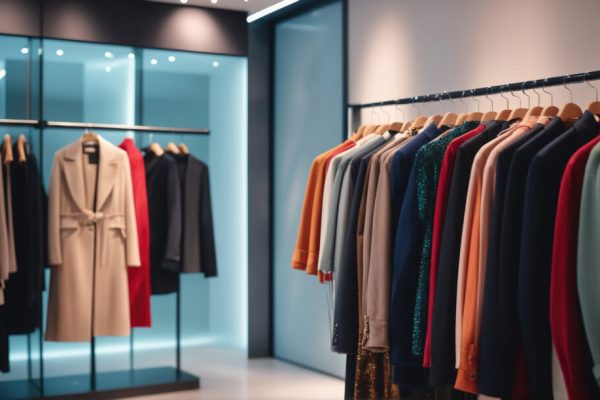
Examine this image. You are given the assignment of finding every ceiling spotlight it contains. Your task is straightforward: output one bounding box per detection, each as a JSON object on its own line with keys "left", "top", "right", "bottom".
{"left": 128, "top": 52, "right": 135, "bottom": 60}
{"left": 168, "top": 56, "right": 176, "bottom": 63}
{"left": 180, "top": 0, "right": 188, "bottom": 3}
{"left": 150, "top": 58, "right": 158, "bottom": 65}
{"left": 56, "top": 49, "right": 64, "bottom": 56}
{"left": 211, "top": 0, "right": 218, "bottom": 3}
{"left": 105, "top": 65, "right": 112, "bottom": 73}
{"left": 212, "top": 61, "right": 220, "bottom": 68}
{"left": 0, "top": 69, "right": 5, "bottom": 81}
{"left": 104, "top": 51, "right": 114, "bottom": 59}
{"left": 20, "top": 47, "right": 29, "bottom": 55}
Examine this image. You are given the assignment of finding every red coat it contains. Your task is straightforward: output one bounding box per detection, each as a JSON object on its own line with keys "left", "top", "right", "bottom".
{"left": 119, "top": 138, "right": 152, "bottom": 327}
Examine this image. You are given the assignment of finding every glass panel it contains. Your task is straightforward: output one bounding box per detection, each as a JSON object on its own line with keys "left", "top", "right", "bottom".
{"left": 42, "top": 39, "right": 136, "bottom": 124}
{"left": 0, "top": 36, "right": 38, "bottom": 119}
{"left": 273, "top": 1, "right": 346, "bottom": 376}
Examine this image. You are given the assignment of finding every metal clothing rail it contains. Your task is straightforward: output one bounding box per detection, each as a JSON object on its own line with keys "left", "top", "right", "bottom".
{"left": 347, "top": 70, "right": 600, "bottom": 109}
{"left": 0, "top": 119, "right": 210, "bottom": 135}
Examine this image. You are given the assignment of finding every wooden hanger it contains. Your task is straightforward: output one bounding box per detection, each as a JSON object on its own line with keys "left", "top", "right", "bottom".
{"left": 507, "top": 108, "right": 527, "bottom": 120}
{"left": 389, "top": 121, "right": 404, "bottom": 132}
{"left": 455, "top": 113, "right": 468, "bottom": 125}
{"left": 178, "top": 143, "right": 190, "bottom": 155}
{"left": 16, "top": 134, "right": 27, "bottom": 163}
{"left": 466, "top": 111, "right": 483, "bottom": 122}
{"left": 481, "top": 111, "right": 497, "bottom": 121}
{"left": 557, "top": 102, "right": 582, "bottom": 123}
{"left": 165, "top": 142, "right": 180, "bottom": 154}
{"left": 584, "top": 76, "right": 600, "bottom": 115}
{"left": 423, "top": 114, "right": 442, "bottom": 129}
{"left": 411, "top": 116, "right": 429, "bottom": 131}
{"left": 494, "top": 90, "right": 513, "bottom": 121}
{"left": 400, "top": 120, "right": 412, "bottom": 133}
{"left": 82, "top": 129, "right": 99, "bottom": 144}
{"left": 2, "top": 135, "right": 13, "bottom": 164}
{"left": 522, "top": 106, "right": 544, "bottom": 122}
{"left": 149, "top": 143, "right": 164, "bottom": 156}
{"left": 439, "top": 112, "right": 457, "bottom": 127}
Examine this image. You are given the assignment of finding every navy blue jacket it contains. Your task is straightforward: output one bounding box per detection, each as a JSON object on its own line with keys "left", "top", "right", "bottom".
{"left": 519, "top": 111, "right": 600, "bottom": 398}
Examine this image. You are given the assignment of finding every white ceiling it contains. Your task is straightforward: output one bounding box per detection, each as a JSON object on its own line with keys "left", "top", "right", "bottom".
{"left": 145, "top": 0, "right": 280, "bottom": 14}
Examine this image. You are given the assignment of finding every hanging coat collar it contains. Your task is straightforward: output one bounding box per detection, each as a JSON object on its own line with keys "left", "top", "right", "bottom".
{"left": 62, "top": 135, "right": 119, "bottom": 212}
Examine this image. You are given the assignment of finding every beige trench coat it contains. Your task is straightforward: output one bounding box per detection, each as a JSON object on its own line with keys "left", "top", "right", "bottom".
{"left": 46, "top": 136, "right": 140, "bottom": 342}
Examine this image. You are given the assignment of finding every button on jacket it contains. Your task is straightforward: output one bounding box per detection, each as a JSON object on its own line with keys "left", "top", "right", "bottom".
{"left": 483, "top": 117, "right": 567, "bottom": 397}
{"left": 578, "top": 140, "right": 600, "bottom": 392}
{"left": 424, "top": 124, "right": 485, "bottom": 367}
{"left": 551, "top": 136, "right": 600, "bottom": 400}
{"left": 47, "top": 137, "right": 140, "bottom": 341}
{"left": 429, "top": 120, "right": 506, "bottom": 387}
{"left": 519, "top": 111, "right": 600, "bottom": 398}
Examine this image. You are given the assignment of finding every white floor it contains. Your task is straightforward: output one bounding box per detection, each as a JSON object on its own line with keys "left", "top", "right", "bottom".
{"left": 127, "top": 346, "right": 345, "bottom": 400}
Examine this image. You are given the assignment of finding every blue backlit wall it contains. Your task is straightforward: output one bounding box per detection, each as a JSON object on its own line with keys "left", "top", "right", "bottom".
{"left": 0, "top": 37, "right": 248, "bottom": 380}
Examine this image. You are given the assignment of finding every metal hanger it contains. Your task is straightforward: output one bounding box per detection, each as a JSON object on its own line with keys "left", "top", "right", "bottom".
{"left": 584, "top": 72, "right": 600, "bottom": 115}
{"left": 439, "top": 91, "right": 458, "bottom": 127}
{"left": 508, "top": 85, "right": 527, "bottom": 120}
{"left": 557, "top": 75, "right": 582, "bottom": 122}
{"left": 481, "top": 87, "right": 497, "bottom": 121}
{"left": 466, "top": 89, "right": 482, "bottom": 122}
{"left": 390, "top": 100, "right": 405, "bottom": 131}
{"left": 522, "top": 81, "right": 543, "bottom": 120}
{"left": 540, "top": 78, "right": 559, "bottom": 117}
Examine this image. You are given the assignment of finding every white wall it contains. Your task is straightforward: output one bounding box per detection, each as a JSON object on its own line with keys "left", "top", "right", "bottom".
{"left": 349, "top": 0, "right": 600, "bottom": 121}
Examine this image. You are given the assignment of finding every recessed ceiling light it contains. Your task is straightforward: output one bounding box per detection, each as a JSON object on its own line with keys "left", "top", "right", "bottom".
{"left": 168, "top": 56, "right": 176, "bottom": 62}
{"left": 104, "top": 51, "right": 114, "bottom": 59}
{"left": 128, "top": 52, "right": 135, "bottom": 60}
{"left": 211, "top": 0, "right": 218, "bottom": 3}
{"left": 56, "top": 49, "right": 64, "bottom": 56}
{"left": 105, "top": 65, "right": 112, "bottom": 73}
{"left": 180, "top": 0, "right": 188, "bottom": 3}
{"left": 20, "top": 47, "right": 29, "bottom": 55}
{"left": 212, "top": 61, "right": 220, "bottom": 68}
{"left": 150, "top": 58, "right": 158, "bottom": 65}
{"left": 0, "top": 69, "right": 5, "bottom": 81}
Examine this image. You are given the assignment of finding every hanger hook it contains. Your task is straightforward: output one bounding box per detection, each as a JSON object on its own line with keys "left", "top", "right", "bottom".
{"left": 380, "top": 102, "right": 391, "bottom": 124}
{"left": 509, "top": 87, "right": 522, "bottom": 108}
{"left": 470, "top": 89, "right": 480, "bottom": 112}
{"left": 541, "top": 78, "right": 554, "bottom": 106}
{"left": 584, "top": 72, "right": 599, "bottom": 102}
{"left": 411, "top": 97, "right": 421, "bottom": 119}
{"left": 485, "top": 87, "right": 494, "bottom": 111}
{"left": 564, "top": 75, "right": 573, "bottom": 103}
{"left": 370, "top": 104, "right": 379, "bottom": 124}
{"left": 498, "top": 86, "right": 509, "bottom": 109}
{"left": 521, "top": 82, "right": 531, "bottom": 109}
{"left": 459, "top": 91, "right": 469, "bottom": 113}
{"left": 530, "top": 80, "right": 541, "bottom": 107}
{"left": 395, "top": 100, "right": 406, "bottom": 122}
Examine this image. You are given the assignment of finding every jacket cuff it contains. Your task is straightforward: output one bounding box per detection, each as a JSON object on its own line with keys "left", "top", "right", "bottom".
{"left": 161, "top": 258, "right": 180, "bottom": 272}
{"left": 291, "top": 250, "right": 308, "bottom": 271}
{"left": 454, "top": 345, "right": 478, "bottom": 394}
{"left": 363, "top": 318, "right": 389, "bottom": 352}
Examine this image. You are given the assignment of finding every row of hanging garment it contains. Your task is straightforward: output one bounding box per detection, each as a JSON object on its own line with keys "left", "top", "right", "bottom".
{"left": 292, "top": 84, "right": 600, "bottom": 400}
{"left": 0, "top": 134, "right": 46, "bottom": 373}
{"left": 46, "top": 133, "right": 217, "bottom": 343}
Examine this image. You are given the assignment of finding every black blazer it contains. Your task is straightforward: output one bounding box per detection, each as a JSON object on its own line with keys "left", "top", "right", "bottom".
{"left": 429, "top": 120, "right": 506, "bottom": 387}
{"left": 5, "top": 147, "right": 46, "bottom": 334}
{"left": 145, "top": 152, "right": 182, "bottom": 294}
{"left": 176, "top": 154, "right": 217, "bottom": 277}
{"left": 518, "top": 111, "right": 600, "bottom": 399}
{"left": 479, "top": 118, "right": 566, "bottom": 397}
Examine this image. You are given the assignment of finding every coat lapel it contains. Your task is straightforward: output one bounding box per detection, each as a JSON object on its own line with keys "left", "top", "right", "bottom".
{"left": 62, "top": 139, "right": 86, "bottom": 212}
{"left": 96, "top": 136, "right": 118, "bottom": 211}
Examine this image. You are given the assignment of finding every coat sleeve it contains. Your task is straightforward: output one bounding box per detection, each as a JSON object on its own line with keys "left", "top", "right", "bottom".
{"left": 122, "top": 154, "right": 140, "bottom": 267}
{"left": 0, "top": 160, "right": 9, "bottom": 281}
{"left": 47, "top": 154, "right": 62, "bottom": 266}
{"left": 199, "top": 164, "right": 217, "bottom": 277}
{"left": 162, "top": 159, "right": 182, "bottom": 271}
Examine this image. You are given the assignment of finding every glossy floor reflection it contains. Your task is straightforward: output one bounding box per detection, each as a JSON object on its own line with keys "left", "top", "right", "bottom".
{"left": 128, "top": 346, "right": 345, "bottom": 400}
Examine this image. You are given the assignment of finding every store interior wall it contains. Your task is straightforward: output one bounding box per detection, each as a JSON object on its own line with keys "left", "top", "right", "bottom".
{"left": 273, "top": 0, "right": 346, "bottom": 378}
{"left": 349, "top": 0, "right": 600, "bottom": 122}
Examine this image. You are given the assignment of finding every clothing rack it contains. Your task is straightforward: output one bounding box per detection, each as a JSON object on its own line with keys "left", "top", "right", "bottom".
{"left": 0, "top": 120, "right": 208, "bottom": 399}
{"left": 347, "top": 70, "right": 600, "bottom": 109}
{"left": 0, "top": 119, "right": 210, "bottom": 135}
